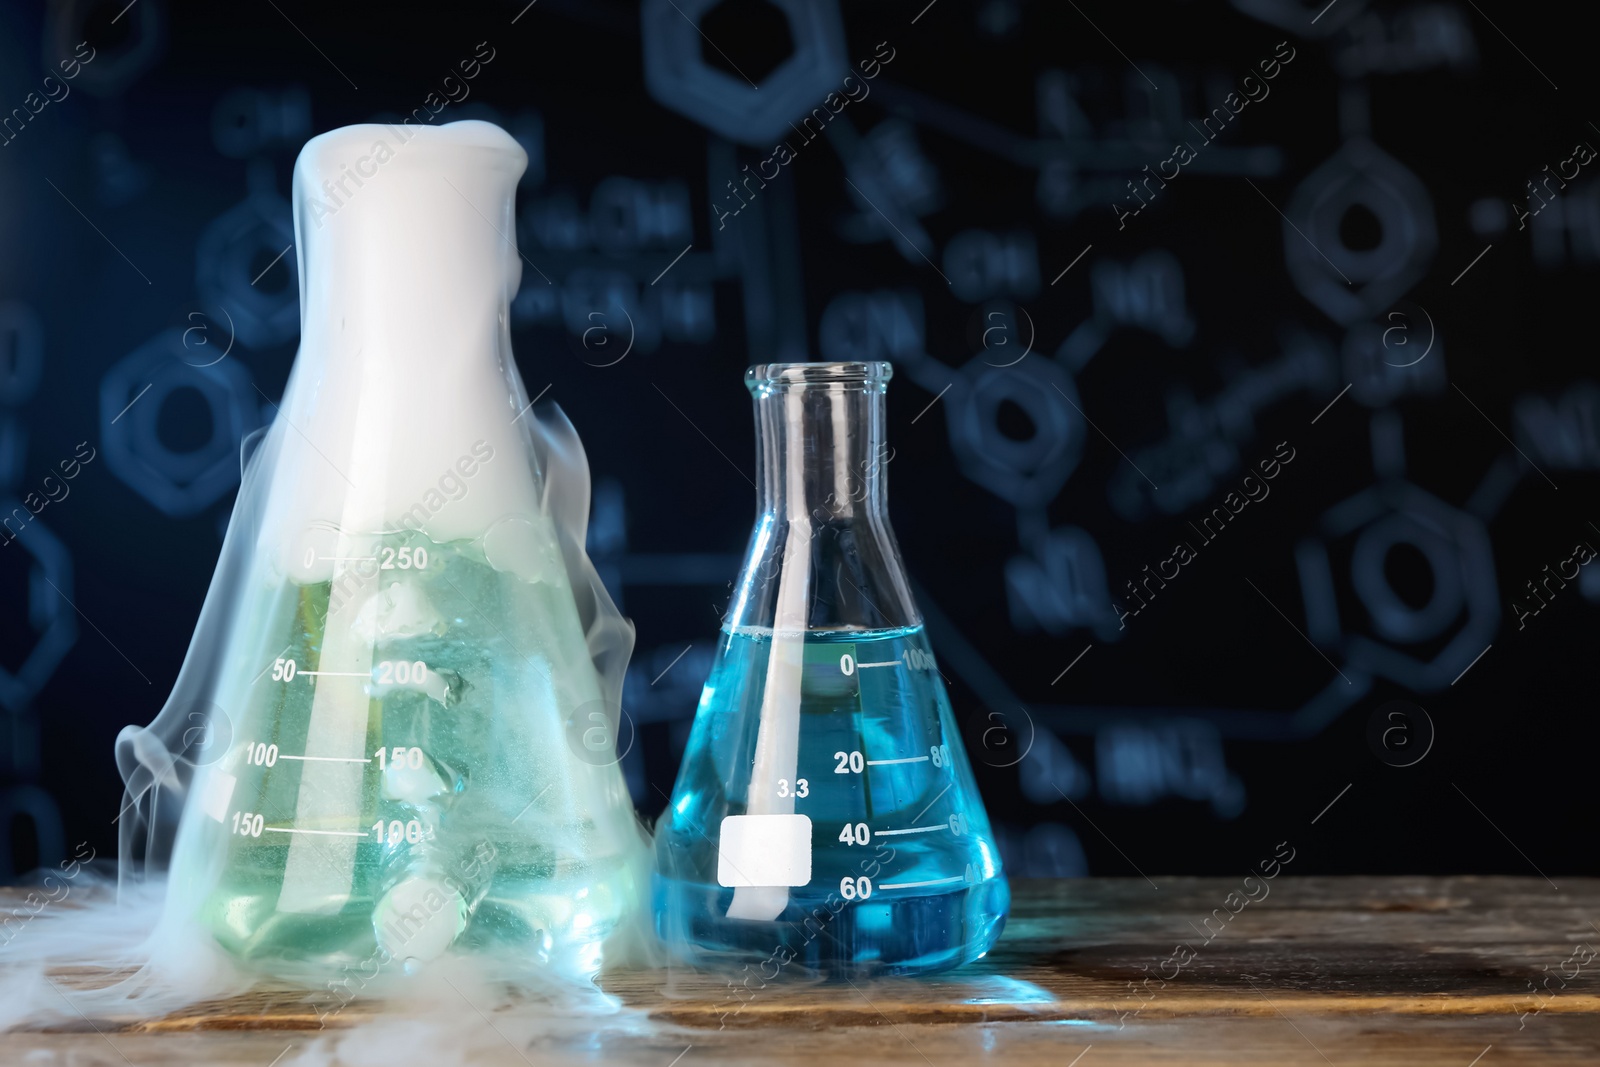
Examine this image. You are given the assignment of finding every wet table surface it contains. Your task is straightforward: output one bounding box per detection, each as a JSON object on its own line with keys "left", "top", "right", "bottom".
{"left": 5, "top": 877, "right": 1599, "bottom": 1065}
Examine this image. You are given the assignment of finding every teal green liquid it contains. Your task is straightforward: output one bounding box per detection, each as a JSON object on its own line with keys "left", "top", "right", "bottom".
{"left": 654, "top": 626, "right": 1009, "bottom": 978}
{"left": 189, "top": 537, "right": 643, "bottom": 973}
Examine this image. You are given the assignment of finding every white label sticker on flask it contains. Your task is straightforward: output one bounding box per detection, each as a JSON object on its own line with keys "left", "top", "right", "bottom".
{"left": 200, "top": 770, "right": 237, "bottom": 823}
{"left": 717, "top": 814, "right": 813, "bottom": 888}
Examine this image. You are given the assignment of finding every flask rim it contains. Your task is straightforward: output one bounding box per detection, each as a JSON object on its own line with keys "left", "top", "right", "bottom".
{"left": 745, "top": 361, "right": 892, "bottom": 393}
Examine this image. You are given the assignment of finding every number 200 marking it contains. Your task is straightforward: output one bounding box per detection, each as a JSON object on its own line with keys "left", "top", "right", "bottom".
{"left": 376, "top": 660, "right": 427, "bottom": 685}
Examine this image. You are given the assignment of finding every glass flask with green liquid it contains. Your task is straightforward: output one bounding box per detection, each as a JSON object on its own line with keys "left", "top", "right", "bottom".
{"left": 139, "top": 120, "right": 649, "bottom": 981}
{"left": 654, "top": 362, "right": 1009, "bottom": 977}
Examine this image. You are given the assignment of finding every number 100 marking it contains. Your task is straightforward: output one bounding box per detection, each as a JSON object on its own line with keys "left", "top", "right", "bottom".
{"left": 371, "top": 819, "right": 424, "bottom": 845}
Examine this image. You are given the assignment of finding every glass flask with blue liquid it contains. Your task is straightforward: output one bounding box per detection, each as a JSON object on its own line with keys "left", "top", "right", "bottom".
{"left": 654, "top": 361, "right": 1009, "bottom": 977}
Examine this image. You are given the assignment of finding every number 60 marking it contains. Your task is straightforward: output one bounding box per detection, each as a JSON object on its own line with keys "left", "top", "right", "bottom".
{"left": 839, "top": 876, "right": 873, "bottom": 900}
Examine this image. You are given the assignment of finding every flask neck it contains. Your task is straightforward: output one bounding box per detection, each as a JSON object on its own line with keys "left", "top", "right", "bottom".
{"left": 728, "top": 363, "right": 919, "bottom": 633}
{"left": 258, "top": 121, "right": 543, "bottom": 569}
{"left": 294, "top": 121, "right": 525, "bottom": 367}
{"left": 754, "top": 380, "right": 892, "bottom": 525}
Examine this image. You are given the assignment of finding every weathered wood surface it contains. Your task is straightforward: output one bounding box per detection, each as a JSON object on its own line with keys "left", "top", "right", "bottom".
{"left": 6, "top": 877, "right": 1599, "bottom": 1064}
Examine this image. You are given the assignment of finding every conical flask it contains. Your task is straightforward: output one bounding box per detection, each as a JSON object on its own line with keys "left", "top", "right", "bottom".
{"left": 123, "top": 120, "right": 649, "bottom": 981}
{"left": 654, "top": 361, "right": 1009, "bottom": 977}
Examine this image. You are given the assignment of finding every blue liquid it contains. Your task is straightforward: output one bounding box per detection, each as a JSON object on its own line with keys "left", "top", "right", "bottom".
{"left": 654, "top": 625, "right": 1009, "bottom": 978}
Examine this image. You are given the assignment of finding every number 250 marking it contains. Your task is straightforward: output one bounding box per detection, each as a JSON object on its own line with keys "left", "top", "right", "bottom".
{"left": 380, "top": 546, "right": 428, "bottom": 570}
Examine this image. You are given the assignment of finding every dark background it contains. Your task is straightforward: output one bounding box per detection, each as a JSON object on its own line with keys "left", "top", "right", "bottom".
{"left": 1, "top": 0, "right": 1595, "bottom": 882}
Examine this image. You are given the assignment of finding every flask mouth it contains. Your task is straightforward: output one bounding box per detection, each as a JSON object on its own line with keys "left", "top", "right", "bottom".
{"left": 746, "top": 361, "right": 892, "bottom": 396}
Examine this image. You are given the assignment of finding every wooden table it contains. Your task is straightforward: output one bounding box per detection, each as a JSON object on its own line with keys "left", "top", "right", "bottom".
{"left": 6, "top": 877, "right": 1599, "bottom": 1065}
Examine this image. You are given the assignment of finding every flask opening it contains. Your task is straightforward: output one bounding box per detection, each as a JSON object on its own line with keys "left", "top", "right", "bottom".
{"left": 746, "top": 361, "right": 892, "bottom": 397}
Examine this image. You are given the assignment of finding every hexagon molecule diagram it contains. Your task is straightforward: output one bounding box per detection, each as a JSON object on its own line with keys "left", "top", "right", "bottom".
{"left": 0, "top": 508, "right": 77, "bottom": 713}
{"left": 0, "top": 302, "right": 44, "bottom": 406}
{"left": 195, "top": 192, "right": 299, "bottom": 351}
{"left": 1229, "top": 0, "right": 1372, "bottom": 38}
{"left": 100, "top": 329, "right": 260, "bottom": 518}
{"left": 641, "top": 0, "right": 848, "bottom": 145}
{"left": 946, "top": 355, "right": 1086, "bottom": 510}
{"left": 1296, "top": 479, "right": 1498, "bottom": 692}
{"left": 1283, "top": 139, "right": 1437, "bottom": 325}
